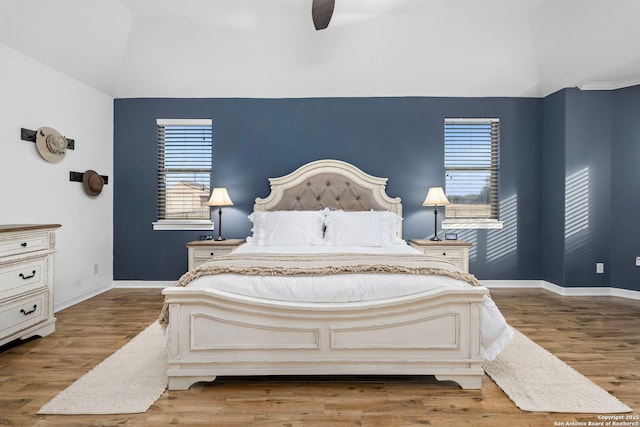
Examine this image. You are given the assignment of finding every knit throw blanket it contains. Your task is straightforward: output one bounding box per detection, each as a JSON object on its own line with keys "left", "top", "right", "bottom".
{"left": 158, "top": 253, "right": 483, "bottom": 328}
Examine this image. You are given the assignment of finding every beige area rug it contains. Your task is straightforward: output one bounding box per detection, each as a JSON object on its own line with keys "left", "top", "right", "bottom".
{"left": 38, "top": 322, "right": 167, "bottom": 415}
{"left": 484, "top": 328, "right": 632, "bottom": 413}
{"left": 37, "top": 323, "right": 632, "bottom": 415}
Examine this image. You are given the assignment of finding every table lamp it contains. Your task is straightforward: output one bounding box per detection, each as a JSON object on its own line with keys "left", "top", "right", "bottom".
{"left": 207, "top": 187, "right": 234, "bottom": 241}
{"left": 423, "top": 187, "right": 450, "bottom": 241}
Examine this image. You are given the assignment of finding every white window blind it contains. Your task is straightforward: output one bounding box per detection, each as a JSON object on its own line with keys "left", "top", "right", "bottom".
{"left": 444, "top": 118, "right": 500, "bottom": 220}
{"left": 156, "top": 119, "right": 213, "bottom": 222}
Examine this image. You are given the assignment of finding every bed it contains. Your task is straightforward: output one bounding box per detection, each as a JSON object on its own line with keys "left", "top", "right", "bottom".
{"left": 160, "top": 159, "right": 512, "bottom": 390}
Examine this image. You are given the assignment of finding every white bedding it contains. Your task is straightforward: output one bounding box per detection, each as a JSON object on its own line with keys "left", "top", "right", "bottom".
{"left": 186, "top": 242, "right": 513, "bottom": 360}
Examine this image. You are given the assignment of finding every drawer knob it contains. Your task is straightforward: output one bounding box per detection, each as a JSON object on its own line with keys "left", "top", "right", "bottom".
{"left": 20, "top": 304, "right": 37, "bottom": 316}
{"left": 442, "top": 252, "right": 447, "bottom": 256}
{"left": 21, "top": 242, "right": 28, "bottom": 247}
{"left": 19, "top": 270, "right": 37, "bottom": 280}
{"left": 210, "top": 252, "right": 214, "bottom": 256}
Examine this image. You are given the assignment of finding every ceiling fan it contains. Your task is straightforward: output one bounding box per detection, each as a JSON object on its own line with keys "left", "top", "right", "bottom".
{"left": 312, "top": 0, "right": 335, "bottom": 30}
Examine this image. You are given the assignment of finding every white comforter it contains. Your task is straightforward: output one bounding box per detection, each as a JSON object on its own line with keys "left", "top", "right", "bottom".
{"left": 186, "top": 242, "right": 513, "bottom": 360}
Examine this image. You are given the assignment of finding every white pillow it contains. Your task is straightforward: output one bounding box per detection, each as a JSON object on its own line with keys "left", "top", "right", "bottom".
{"left": 247, "top": 210, "right": 326, "bottom": 246}
{"left": 324, "top": 210, "right": 403, "bottom": 247}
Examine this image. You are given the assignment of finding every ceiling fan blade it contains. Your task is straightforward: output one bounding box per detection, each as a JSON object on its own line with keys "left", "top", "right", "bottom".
{"left": 312, "top": 0, "right": 335, "bottom": 30}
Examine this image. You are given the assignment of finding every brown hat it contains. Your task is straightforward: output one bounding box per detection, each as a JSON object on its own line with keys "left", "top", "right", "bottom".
{"left": 36, "top": 127, "right": 68, "bottom": 163}
{"left": 83, "top": 170, "right": 104, "bottom": 197}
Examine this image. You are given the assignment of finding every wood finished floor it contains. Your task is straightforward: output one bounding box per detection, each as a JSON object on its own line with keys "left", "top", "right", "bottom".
{"left": 0, "top": 288, "right": 638, "bottom": 426}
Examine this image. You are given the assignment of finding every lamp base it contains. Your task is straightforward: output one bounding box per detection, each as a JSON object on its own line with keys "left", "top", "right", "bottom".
{"left": 215, "top": 207, "right": 226, "bottom": 241}
{"left": 430, "top": 207, "right": 443, "bottom": 242}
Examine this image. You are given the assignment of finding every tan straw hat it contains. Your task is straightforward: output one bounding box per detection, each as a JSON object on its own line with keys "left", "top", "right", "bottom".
{"left": 82, "top": 170, "right": 104, "bottom": 197}
{"left": 35, "top": 127, "right": 68, "bottom": 163}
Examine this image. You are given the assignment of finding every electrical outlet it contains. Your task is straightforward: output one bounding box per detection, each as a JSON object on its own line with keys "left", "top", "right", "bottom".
{"left": 636, "top": 257, "right": 640, "bottom": 267}
{"left": 94, "top": 264, "right": 99, "bottom": 274}
{"left": 596, "top": 263, "right": 604, "bottom": 274}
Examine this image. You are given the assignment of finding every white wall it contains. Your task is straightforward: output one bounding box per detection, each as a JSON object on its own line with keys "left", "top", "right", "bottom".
{"left": 0, "top": 43, "right": 113, "bottom": 311}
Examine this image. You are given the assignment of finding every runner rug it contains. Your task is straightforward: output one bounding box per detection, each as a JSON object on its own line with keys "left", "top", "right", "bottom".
{"left": 483, "top": 328, "right": 631, "bottom": 413}
{"left": 37, "top": 321, "right": 167, "bottom": 414}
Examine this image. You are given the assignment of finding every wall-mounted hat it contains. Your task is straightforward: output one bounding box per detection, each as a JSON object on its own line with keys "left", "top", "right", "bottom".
{"left": 83, "top": 169, "right": 104, "bottom": 197}
{"left": 36, "top": 127, "right": 68, "bottom": 163}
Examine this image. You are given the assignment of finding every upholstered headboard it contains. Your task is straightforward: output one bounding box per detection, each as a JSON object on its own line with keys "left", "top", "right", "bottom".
{"left": 254, "top": 159, "right": 402, "bottom": 236}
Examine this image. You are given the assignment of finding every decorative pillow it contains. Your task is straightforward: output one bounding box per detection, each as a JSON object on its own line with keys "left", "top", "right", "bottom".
{"left": 324, "top": 210, "right": 403, "bottom": 247}
{"left": 247, "top": 210, "right": 326, "bottom": 246}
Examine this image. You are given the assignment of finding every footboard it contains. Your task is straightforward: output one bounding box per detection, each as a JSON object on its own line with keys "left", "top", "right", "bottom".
{"left": 162, "top": 286, "right": 488, "bottom": 390}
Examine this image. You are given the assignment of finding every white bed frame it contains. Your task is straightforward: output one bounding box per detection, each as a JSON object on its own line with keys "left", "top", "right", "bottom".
{"left": 162, "top": 159, "right": 488, "bottom": 390}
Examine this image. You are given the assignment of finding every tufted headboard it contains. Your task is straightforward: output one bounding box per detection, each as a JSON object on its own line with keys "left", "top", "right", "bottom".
{"left": 254, "top": 159, "right": 403, "bottom": 236}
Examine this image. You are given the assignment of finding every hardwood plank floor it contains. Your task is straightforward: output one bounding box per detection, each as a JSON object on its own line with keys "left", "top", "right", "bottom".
{"left": 0, "top": 288, "right": 638, "bottom": 426}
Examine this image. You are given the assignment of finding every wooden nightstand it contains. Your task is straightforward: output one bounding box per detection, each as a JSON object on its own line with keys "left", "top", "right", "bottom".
{"left": 407, "top": 239, "right": 472, "bottom": 273}
{"left": 186, "top": 239, "right": 245, "bottom": 270}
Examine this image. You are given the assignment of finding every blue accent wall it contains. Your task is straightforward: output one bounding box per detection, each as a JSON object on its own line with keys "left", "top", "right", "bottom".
{"left": 611, "top": 85, "right": 640, "bottom": 291}
{"left": 114, "top": 97, "right": 542, "bottom": 281}
{"left": 540, "top": 85, "right": 640, "bottom": 291}
{"left": 564, "top": 89, "right": 612, "bottom": 287}
{"left": 113, "top": 89, "right": 640, "bottom": 291}
{"left": 541, "top": 90, "right": 566, "bottom": 285}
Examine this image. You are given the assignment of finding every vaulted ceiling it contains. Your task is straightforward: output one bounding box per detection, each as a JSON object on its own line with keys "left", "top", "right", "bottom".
{"left": 2, "top": 0, "right": 639, "bottom": 98}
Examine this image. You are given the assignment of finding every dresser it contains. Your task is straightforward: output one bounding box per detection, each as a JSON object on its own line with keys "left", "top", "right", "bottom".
{"left": 407, "top": 239, "right": 472, "bottom": 273}
{"left": 186, "top": 239, "right": 245, "bottom": 270}
{"left": 0, "top": 224, "right": 60, "bottom": 346}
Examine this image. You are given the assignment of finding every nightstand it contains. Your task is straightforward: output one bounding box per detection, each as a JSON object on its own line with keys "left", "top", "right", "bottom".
{"left": 186, "top": 239, "right": 245, "bottom": 270}
{"left": 407, "top": 239, "right": 472, "bottom": 273}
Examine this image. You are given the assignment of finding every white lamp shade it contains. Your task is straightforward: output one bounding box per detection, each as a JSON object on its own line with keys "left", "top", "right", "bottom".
{"left": 423, "top": 187, "right": 450, "bottom": 206}
{"left": 207, "top": 187, "right": 234, "bottom": 207}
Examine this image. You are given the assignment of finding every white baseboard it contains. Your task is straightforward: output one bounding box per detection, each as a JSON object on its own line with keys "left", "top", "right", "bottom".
{"left": 608, "top": 287, "right": 640, "bottom": 300}
{"left": 112, "top": 280, "right": 174, "bottom": 289}
{"left": 54, "top": 283, "right": 112, "bottom": 313}
{"left": 54, "top": 281, "right": 169, "bottom": 313}
{"left": 482, "top": 280, "right": 640, "bottom": 300}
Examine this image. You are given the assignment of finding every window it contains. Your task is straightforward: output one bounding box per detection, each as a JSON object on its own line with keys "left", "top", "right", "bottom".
{"left": 442, "top": 118, "right": 502, "bottom": 229}
{"left": 153, "top": 119, "right": 213, "bottom": 230}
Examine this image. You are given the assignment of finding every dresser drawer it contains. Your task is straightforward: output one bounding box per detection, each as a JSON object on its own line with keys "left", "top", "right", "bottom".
{"left": 186, "top": 239, "right": 245, "bottom": 271}
{"left": 0, "top": 232, "right": 50, "bottom": 258}
{"left": 194, "top": 248, "right": 234, "bottom": 259}
{"left": 408, "top": 239, "right": 471, "bottom": 273}
{"left": 0, "top": 258, "right": 47, "bottom": 299}
{"left": 422, "top": 248, "right": 464, "bottom": 260}
{"left": 0, "top": 290, "right": 48, "bottom": 338}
